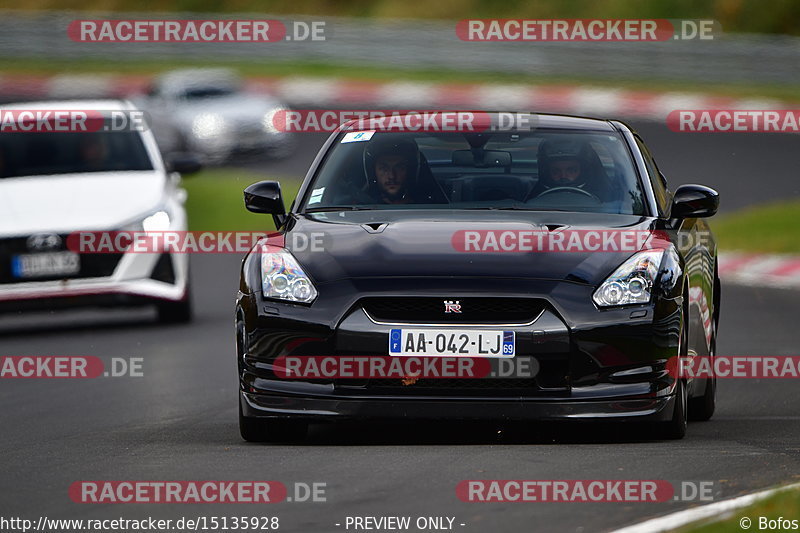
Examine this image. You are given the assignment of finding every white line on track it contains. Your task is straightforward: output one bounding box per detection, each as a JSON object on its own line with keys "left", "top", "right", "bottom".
{"left": 608, "top": 481, "right": 800, "bottom": 533}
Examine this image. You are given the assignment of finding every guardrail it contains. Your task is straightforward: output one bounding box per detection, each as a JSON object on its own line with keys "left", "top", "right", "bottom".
{"left": 1, "top": 11, "right": 800, "bottom": 86}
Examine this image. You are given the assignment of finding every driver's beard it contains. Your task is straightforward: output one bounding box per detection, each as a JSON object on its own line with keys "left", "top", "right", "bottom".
{"left": 382, "top": 189, "right": 408, "bottom": 203}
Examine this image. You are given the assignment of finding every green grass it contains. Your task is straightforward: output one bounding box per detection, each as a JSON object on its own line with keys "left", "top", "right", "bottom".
{"left": 677, "top": 484, "right": 800, "bottom": 532}
{"left": 2, "top": 56, "right": 800, "bottom": 103}
{"left": 181, "top": 168, "right": 301, "bottom": 231}
{"left": 711, "top": 200, "right": 800, "bottom": 254}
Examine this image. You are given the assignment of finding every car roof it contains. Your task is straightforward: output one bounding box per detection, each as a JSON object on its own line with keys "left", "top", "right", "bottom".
{"left": 1, "top": 99, "right": 137, "bottom": 111}
{"left": 517, "top": 113, "right": 616, "bottom": 130}
{"left": 340, "top": 112, "right": 617, "bottom": 132}
{"left": 153, "top": 68, "right": 240, "bottom": 90}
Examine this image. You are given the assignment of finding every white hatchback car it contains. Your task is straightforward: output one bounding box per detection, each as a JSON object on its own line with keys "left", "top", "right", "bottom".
{"left": 0, "top": 100, "right": 200, "bottom": 323}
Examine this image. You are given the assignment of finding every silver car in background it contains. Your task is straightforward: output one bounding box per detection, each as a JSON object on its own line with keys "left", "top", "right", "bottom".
{"left": 136, "top": 68, "right": 294, "bottom": 164}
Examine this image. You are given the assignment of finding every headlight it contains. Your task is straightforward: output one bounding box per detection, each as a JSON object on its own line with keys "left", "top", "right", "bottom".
{"left": 261, "top": 251, "right": 318, "bottom": 303}
{"left": 142, "top": 210, "right": 171, "bottom": 232}
{"left": 593, "top": 249, "right": 664, "bottom": 307}
{"left": 192, "top": 113, "right": 228, "bottom": 140}
{"left": 262, "top": 108, "right": 285, "bottom": 134}
{"left": 122, "top": 209, "right": 171, "bottom": 232}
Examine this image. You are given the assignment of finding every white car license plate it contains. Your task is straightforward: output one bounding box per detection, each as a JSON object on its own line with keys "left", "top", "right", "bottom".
{"left": 389, "top": 329, "right": 515, "bottom": 357}
{"left": 12, "top": 252, "right": 80, "bottom": 278}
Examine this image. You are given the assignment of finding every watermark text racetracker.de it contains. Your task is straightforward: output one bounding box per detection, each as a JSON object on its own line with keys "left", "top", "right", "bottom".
{"left": 68, "top": 19, "right": 326, "bottom": 42}
{"left": 458, "top": 480, "right": 717, "bottom": 502}
{"left": 274, "top": 356, "right": 540, "bottom": 380}
{"left": 457, "top": 19, "right": 719, "bottom": 41}
{"left": 69, "top": 480, "right": 326, "bottom": 503}
{"left": 68, "top": 231, "right": 325, "bottom": 254}
{"left": 272, "top": 110, "right": 539, "bottom": 133}
{"left": 668, "top": 110, "right": 800, "bottom": 132}
{"left": 0, "top": 109, "right": 148, "bottom": 132}
{"left": 671, "top": 355, "right": 800, "bottom": 379}
{"left": 451, "top": 229, "right": 714, "bottom": 253}
{"left": 0, "top": 356, "right": 142, "bottom": 378}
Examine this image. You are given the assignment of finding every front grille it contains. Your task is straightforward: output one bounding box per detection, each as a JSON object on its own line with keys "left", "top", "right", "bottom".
{"left": 361, "top": 297, "right": 544, "bottom": 324}
{"left": 0, "top": 235, "right": 124, "bottom": 284}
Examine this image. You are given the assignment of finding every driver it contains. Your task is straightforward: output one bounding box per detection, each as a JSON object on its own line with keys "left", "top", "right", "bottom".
{"left": 533, "top": 139, "right": 589, "bottom": 192}
{"left": 548, "top": 155, "right": 583, "bottom": 186}
{"left": 529, "top": 138, "right": 612, "bottom": 201}
{"left": 362, "top": 135, "right": 421, "bottom": 204}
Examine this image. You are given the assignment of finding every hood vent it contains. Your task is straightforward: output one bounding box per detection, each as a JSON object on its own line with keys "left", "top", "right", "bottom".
{"left": 361, "top": 223, "right": 389, "bottom": 234}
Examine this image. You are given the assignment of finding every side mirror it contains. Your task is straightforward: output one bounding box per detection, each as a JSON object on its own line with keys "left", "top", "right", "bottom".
{"left": 166, "top": 153, "right": 203, "bottom": 175}
{"left": 244, "top": 181, "right": 287, "bottom": 228}
{"left": 671, "top": 184, "right": 719, "bottom": 218}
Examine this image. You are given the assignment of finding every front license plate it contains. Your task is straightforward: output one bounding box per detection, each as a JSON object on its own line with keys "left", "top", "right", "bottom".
{"left": 389, "top": 329, "right": 515, "bottom": 358}
{"left": 12, "top": 252, "right": 80, "bottom": 279}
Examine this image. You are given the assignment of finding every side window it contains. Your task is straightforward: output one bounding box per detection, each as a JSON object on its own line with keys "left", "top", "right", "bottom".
{"left": 635, "top": 136, "right": 670, "bottom": 215}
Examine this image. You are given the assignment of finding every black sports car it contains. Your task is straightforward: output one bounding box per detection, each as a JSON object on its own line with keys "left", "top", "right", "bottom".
{"left": 236, "top": 113, "right": 720, "bottom": 441}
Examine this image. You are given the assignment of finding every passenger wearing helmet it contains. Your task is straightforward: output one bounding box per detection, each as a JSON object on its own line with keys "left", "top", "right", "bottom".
{"left": 529, "top": 138, "right": 613, "bottom": 201}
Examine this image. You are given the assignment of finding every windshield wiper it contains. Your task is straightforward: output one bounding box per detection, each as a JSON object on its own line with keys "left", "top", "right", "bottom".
{"left": 304, "top": 206, "right": 374, "bottom": 213}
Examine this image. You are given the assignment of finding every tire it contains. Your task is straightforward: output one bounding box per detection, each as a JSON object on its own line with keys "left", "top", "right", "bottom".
{"left": 157, "top": 290, "right": 192, "bottom": 324}
{"left": 659, "top": 378, "right": 688, "bottom": 440}
{"left": 239, "top": 403, "right": 307, "bottom": 443}
{"left": 657, "top": 312, "right": 689, "bottom": 440}
{"left": 689, "top": 322, "right": 717, "bottom": 421}
{"left": 235, "top": 312, "right": 306, "bottom": 443}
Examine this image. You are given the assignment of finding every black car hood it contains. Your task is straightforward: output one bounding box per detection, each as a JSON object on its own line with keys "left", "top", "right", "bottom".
{"left": 287, "top": 210, "right": 661, "bottom": 286}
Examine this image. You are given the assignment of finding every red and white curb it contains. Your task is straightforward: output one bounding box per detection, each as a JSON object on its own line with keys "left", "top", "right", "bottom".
{"left": 719, "top": 252, "right": 800, "bottom": 289}
{"left": 609, "top": 481, "right": 800, "bottom": 533}
{"left": 0, "top": 74, "right": 791, "bottom": 121}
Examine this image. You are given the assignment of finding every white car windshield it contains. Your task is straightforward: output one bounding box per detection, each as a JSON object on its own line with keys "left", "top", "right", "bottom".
{"left": 0, "top": 129, "right": 153, "bottom": 178}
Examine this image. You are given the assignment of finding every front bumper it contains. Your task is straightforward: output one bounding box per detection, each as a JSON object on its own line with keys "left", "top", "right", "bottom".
{"left": 237, "top": 277, "right": 683, "bottom": 422}
{"left": 241, "top": 389, "right": 676, "bottom": 422}
{"left": 0, "top": 251, "right": 188, "bottom": 312}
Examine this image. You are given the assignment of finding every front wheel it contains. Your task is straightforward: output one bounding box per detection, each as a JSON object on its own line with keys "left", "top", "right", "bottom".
{"left": 689, "top": 322, "right": 717, "bottom": 421}
{"left": 656, "top": 315, "right": 689, "bottom": 440}
{"left": 658, "top": 378, "right": 688, "bottom": 440}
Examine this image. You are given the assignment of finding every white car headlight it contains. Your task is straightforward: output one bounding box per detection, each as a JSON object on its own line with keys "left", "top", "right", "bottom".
{"left": 142, "top": 210, "right": 171, "bottom": 232}
{"left": 122, "top": 209, "right": 172, "bottom": 232}
{"left": 262, "top": 251, "right": 318, "bottom": 303}
{"left": 593, "top": 249, "right": 664, "bottom": 307}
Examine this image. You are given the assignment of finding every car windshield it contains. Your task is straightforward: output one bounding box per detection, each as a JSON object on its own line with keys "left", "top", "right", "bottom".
{"left": 180, "top": 86, "right": 237, "bottom": 99}
{"left": 301, "top": 129, "right": 647, "bottom": 215}
{"left": 0, "top": 128, "right": 154, "bottom": 178}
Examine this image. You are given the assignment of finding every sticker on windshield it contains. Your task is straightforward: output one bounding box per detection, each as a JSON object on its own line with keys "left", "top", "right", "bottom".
{"left": 308, "top": 187, "right": 325, "bottom": 204}
{"left": 341, "top": 130, "right": 375, "bottom": 143}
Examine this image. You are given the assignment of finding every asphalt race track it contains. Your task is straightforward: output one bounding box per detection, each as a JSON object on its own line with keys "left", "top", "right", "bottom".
{"left": 2, "top": 123, "right": 799, "bottom": 532}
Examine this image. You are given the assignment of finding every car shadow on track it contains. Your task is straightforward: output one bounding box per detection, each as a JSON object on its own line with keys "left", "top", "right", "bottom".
{"left": 241, "top": 420, "right": 672, "bottom": 446}
{"left": 0, "top": 308, "right": 174, "bottom": 337}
